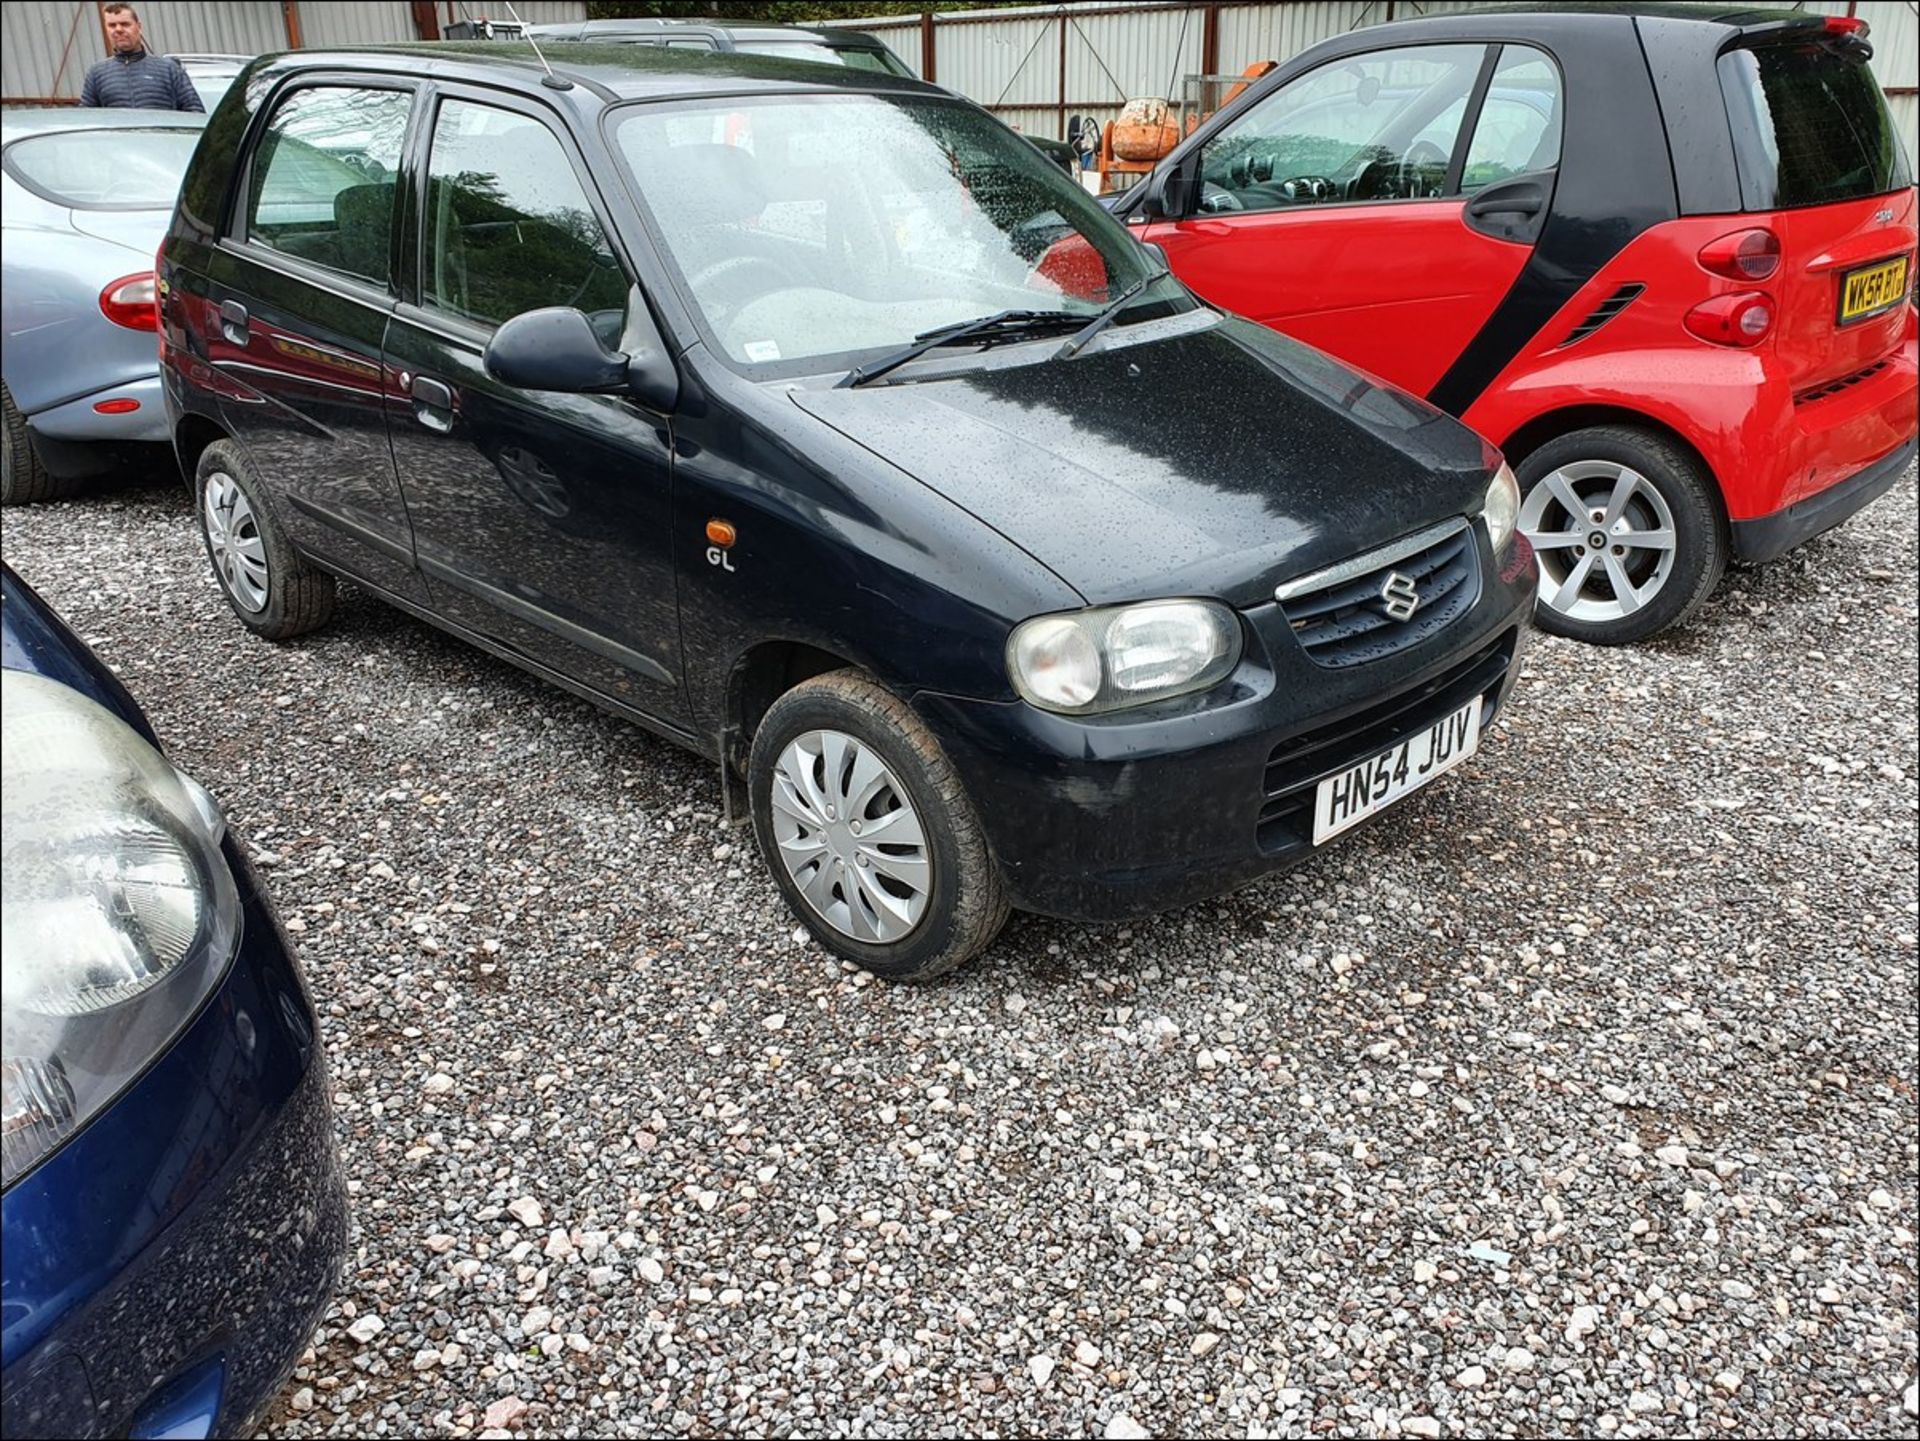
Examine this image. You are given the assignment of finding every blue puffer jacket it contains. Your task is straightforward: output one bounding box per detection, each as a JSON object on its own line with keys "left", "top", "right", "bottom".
{"left": 79, "top": 49, "right": 204, "bottom": 111}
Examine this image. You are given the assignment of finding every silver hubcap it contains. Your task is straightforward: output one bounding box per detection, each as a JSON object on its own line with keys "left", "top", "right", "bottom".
{"left": 1520, "top": 461, "right": 1678, "bottom": 623}
{"left": 770, "top": 729, "right": 931, "bottom": 945}
{"left": 203, "top": 472, "right": 269, "bottom": 612}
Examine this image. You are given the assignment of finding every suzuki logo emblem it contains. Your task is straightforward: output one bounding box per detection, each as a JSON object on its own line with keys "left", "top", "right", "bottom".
{"left": 1378, "top": 571, "right": 1420, "bottom": 622}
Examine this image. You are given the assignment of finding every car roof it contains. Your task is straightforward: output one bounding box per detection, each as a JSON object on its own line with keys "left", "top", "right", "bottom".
{"left": 527, "top": 18, "right": 891, "bottom": 45}
{"left": 1, "top": 107, "right": 208, "bottom": 146}
{"left": 1451, "top": 3, "right": 1823, "bottom": 24}
{"left": 277, "top": 42, "right": 940, "bottom": 102}
{"left": 169, "top": 52, "right": 250, "bottom": 64}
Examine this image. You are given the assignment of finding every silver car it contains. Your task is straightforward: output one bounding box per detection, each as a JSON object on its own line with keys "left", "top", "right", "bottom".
{"left": 2, "top": 108, "right": 205, "bottom": 504}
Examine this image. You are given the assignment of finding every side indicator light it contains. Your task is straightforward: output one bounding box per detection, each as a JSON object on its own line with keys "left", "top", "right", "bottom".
{"left": 705, "top": 519, "right": 737, "bottom": 548}
{"left": 92, "top": 398, "right": 142, "bottom": 414}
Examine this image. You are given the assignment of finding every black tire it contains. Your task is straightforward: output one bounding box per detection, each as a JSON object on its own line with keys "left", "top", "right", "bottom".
{"left": 195, "top": 440, "right": 336, "bottom": 640}
{"left": 2, "top": 382, "right": 67, "bottom": 505}
{"left": 1515, "top": 425, "right": 1727, "bottom": 645}
{"left": 748, "top": 670, "right": 1007, "bottom": 982}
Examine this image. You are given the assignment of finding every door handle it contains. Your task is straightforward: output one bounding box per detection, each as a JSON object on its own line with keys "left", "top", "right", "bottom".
{"left": 219, "top": 299, "right": 249, "bottom": 345}
{"left": 1462, "top": 175, "right": 1552, "bottom": 243}
{"left": 1466, "top": 189, "right": 1544, "bottom": 218}
{"left": 410, "top": 374, "right": 455, "bottom": 433}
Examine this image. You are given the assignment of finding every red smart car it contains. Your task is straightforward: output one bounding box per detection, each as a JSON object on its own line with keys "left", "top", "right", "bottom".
{"left": 1117, "top": 5, "right": 1917, "bottom": 644}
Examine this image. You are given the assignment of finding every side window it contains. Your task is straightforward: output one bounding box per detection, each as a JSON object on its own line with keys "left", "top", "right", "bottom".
{"left": 1459, "top": 48, "right": 1562, "bottom": 193}
{"left": 422, "top": 100, "right": 627, "bottom": 331}
{"left": 247, "top": 85, "right": 410, "bottom": 286}
{"left": 1198, "top": 44, "right": 1487, "bottom": 214}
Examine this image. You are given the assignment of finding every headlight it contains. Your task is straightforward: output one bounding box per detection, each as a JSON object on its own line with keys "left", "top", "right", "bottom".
{"left": 2, "top": 671, "right": 239, "bottom": 1189}
{"left": 1007, "top": 599, "right": 1242, "bottom": 714}
{"left": 1482, "top": 461, "right": 1520, "bottom": 556}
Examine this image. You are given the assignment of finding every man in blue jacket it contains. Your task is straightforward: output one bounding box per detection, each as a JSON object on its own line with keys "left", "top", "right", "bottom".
{"left": 80, "top": 3, "right": 204, "bottom": 111}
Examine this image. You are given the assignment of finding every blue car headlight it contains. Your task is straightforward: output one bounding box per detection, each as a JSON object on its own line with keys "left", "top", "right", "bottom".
{"left": 1, "top": 671, "right": 239, "bottom": 1189}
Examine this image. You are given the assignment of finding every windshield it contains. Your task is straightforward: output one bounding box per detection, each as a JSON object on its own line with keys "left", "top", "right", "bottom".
{"left": 1720, "top": 37, "right": 1912, "bottom": 209}
{"left": 3, "top": 127, "right": 200, "bottom": 209}
{"left": 612, "top": 94, "right": 1182, "bottom": 374}
{"left": 733, "top": 41, "right": 915, "bottom": 77}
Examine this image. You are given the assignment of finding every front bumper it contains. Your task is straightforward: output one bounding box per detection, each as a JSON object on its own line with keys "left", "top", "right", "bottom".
{"left": 916, "top": 532, "right": 1536, "bottom": 922}
{"left": 0, "top": 845, "right": 347, "bottom": 1440}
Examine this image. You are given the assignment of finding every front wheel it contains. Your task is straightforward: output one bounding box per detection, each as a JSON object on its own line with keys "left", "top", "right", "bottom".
{"left": 748, "top": 671, "right": 1007, "bottom": 981}
{"left": 1516, "top": 425, "right": 1727, "bottom": 645}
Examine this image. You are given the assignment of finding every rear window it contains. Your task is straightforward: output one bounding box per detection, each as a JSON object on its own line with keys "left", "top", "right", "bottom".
{"left": 2, "top": 127, "right": 200, "bottom": 209}
{"left": 733, "top": 41, "right": 913, "bottom": 77}
{"left": 1719, "top": 38, "right": 1912, "bottom": 210}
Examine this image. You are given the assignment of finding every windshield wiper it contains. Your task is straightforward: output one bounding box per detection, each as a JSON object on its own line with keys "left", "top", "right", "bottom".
{"left": 837, "top": 309, "right": 1083, "bottom": 389}
{"left": 1054, "top": 269, "right": 1172, "bottom": 360}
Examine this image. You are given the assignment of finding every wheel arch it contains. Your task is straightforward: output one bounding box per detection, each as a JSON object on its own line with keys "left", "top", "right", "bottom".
{"left": 724, "top": 640, "right": 863, "bottom": 767}
{"left": 1495, "top": 404, "right": 1728, "bottom": 528}
{"left": 173, "top": 411, "right": 230, "bottom": 493}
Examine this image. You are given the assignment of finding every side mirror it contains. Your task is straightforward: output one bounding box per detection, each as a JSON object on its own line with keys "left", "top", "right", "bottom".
{"left": 484, "top": 294, "right": 680, "bottom": 412}
{"left": 485, "top": 307, "right": 629, "bottom": 394}
{"left": 1138, "top": 155, "right": 1197, "bottom": 221}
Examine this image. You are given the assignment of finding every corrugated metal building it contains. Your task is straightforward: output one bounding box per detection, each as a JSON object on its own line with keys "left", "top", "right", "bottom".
{"left": 844, "top": 0, "right": 1920, "bottom": 160}
{"left": 1, "top": 1, "right": 587, "bottom": 102}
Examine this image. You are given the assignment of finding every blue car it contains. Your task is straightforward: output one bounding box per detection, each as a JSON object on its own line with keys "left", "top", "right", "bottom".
{"left": 0, "top": 563, "right": 346, "bottom": 1438}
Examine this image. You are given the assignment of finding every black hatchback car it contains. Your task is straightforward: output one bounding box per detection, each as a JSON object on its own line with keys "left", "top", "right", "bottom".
{"left": 160, "top": 44, "right": 1537, "bottom": 979}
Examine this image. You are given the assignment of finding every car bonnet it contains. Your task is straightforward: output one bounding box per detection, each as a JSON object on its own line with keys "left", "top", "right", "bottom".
{"left": 790, "top": 317, "right": 1500, "bottom": 608}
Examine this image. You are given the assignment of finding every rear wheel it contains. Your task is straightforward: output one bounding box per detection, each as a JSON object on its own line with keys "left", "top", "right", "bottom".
{"left": 195, "top": 440, "right": 336, "bottom": 640}
{"left": 1516, "top": 425, "right": 1726, "bottom": 645}
{"left": 749, "top": 671, "right": 1007, "bottom": 981}
{"left": 2, "top": 383, "right": 66, "bottom": 505}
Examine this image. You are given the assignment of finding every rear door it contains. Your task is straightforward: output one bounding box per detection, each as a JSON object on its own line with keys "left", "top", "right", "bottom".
{"left": 209, "top": 78, "right": 425, "bottom": 602}
{"left": 1140, "top": 42, "right": 1563, "bottom": 398}
{"left": 381, "top": 86, "right": 685, "bottom": 722}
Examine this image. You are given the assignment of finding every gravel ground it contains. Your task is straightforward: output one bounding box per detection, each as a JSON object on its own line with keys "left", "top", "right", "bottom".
{"left": 3, "top": 463, "right": 1916, "bottom": 1440}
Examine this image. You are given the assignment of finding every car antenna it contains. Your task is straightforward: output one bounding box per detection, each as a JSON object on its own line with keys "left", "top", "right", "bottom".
{"left": 470, "top": 0, "right": 572, "bottom": 90}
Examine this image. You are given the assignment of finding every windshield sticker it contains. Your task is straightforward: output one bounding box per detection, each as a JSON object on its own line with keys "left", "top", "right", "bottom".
{"left": 744, "top": 340, "right": 782, "bottom": 362}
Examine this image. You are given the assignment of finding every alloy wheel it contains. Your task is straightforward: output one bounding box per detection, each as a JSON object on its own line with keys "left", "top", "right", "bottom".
{"left": 1520, "top": 460, "right": 1678, "bottom": 624}
{"left": 203, "top": 472, "right": 270, "bottom": 613}
{"left": 769, "top": 728, "right": 932, "bottom": 944}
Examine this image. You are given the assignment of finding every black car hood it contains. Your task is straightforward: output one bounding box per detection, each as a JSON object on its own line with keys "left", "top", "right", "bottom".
{"left": 792, "top": 315, "right": 1498, "bottom": 608}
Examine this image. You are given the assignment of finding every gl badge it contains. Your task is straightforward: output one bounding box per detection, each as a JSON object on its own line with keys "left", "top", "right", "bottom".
{"left": 1378, "top": 570, "right": 1420, "bottom": 622}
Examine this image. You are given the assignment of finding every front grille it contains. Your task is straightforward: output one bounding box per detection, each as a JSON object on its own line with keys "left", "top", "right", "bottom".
{"left": 1276, "top": 522, "right": 1481, "bottom": 668}
{"left": 1795, "top": 358, "right": 1892, "bottom": 405}
{"left": 1255, "top": 630, "right": 1516, "bottom": 852}
{"left": 1558, "top": 283, "right": 1645, "bottom": 347}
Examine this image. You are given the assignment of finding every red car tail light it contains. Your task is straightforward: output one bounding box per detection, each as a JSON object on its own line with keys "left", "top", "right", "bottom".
{"left": 1698, "top": 229, "right": 1781, "bottom": 281}
{"left": 1822, "top": 15, "right": 1866, "bottom": 35}
{"left": 1684, "top": 292, "right": 1775, "bottom": 347}
{"left": 99, "top": 272, "right": 159, "bottom": 332}
{"left": 92, "top": 398, "right": 141, "bottom": 414}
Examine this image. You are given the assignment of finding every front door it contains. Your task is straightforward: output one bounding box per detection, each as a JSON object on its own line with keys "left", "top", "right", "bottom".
{"left": 1141, "top": 43, "right": 1563, "bottom": 402}
{"left": 208, "top": 79, "right": 424, "bottom": 600}
{"left": 381, "top": 88, "right": 684, "bottom": 723}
